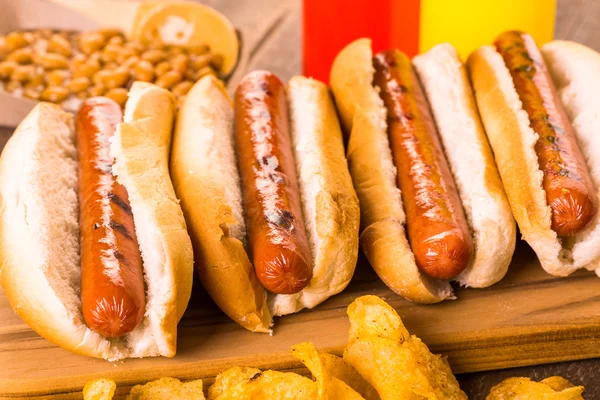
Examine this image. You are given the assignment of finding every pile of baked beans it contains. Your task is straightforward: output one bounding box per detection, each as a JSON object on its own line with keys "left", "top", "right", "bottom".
{"left": 0, "top": 29, "right": 224, "bottom": 108}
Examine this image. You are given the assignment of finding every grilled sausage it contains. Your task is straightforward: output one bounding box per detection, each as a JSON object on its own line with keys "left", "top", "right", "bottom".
{"left": 77, "top": 97, "right": 145, "bottom": 337}
{"left": 373, "top": 50, "right": 474, "bottom": 280}
{"left": 234, "top": 71, "right": 313, "bottom": 294}
{"left": 495, "top": 31, "right": 598, "bottom": 236}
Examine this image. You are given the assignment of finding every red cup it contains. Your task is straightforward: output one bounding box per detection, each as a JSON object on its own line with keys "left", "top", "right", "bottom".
{"left": 303, "top": 0, "right": 421, "bottom": 83}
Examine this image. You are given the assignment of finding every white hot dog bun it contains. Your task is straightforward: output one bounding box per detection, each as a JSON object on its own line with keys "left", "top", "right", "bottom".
{"left": 468, "top": 42, "right": 600, "bottom": 277}
{"left": 0, "top": 82, "right": 194, "bottom": 360}
{"left": 330, "top": 38, "right": 453, "bottom": 303}
{"left": 170, "top": 75, "right": 359, "bottom": 326}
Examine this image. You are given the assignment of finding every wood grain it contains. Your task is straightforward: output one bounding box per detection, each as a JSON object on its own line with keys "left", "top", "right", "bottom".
{"left": 1, "top": 0, "right": 600, "bottom": 399}
{"left": 2, "top": 246, "right": 600, "bottom": 399}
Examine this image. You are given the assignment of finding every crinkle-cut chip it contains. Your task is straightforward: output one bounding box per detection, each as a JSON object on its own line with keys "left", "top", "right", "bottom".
{"left": 207, "top": 367, "right": 317, "bottom": 400}
{"left": 344, "top": 295, "right": 467, "bottom": 400}
{"left": 486, "top": 377, "right": 584, "bottom": 399}
{"left": 319, "top": 353, "right": 380, "bottom": 400}
{"left": 83, "top": 378, "right": 116, "bottom": 400}
{"left": 126, "top": 377, "right": 205, "bottom": 400}
{"left": 291, "top": 342, "right": 364, "bottom": 400}
{"left": 540, "top": 376, "right": 577, "bottom": 391}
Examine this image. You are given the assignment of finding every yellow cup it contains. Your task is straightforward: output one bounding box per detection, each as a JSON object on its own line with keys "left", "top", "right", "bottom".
{"left": 419, "top": 0, "right": 557, "bottom": 61}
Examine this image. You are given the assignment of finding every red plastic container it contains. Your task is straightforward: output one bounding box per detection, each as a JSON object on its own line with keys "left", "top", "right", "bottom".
{"left": 303, "top": 0, "right": 421, "bottom": 83}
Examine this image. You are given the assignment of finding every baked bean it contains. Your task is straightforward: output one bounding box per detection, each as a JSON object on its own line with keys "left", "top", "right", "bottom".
{"left": 11, "top": 65, "right": 35, "bottom": 83}
{"left": 7, "top": 47, "right": 33, "bottom": 64}
{"left": 28, "top": 70, "right": 45, "bottom": 87}
{"left": 134, "top": 60, "right": 154, "bottom": 82}
{"left": 125, "top": 40, "right": 145, "bottom": 54}
{"left": 38, "top": 53, "right": 69, "bottom": 70}
{"left": 105, "top": 87, "right": 128, "bottom": 106}
{"left": 73, "top": 61, "right": 101, "bottom": 79}
{"left": 155, "top": 70, "right": 182, "bottom": 89}
{"left": 22, "top": 32, "right": 35, "bottom": 45}
{"left": 170, "top": 54, "right": 188, "bottom": 73}
{"left": 190, "top": 54, "right": 212, "bottom": 70}
{"left": 104, "top": 67, "right": 130, "bottom": 89}
{"left": 172, "top": 80, "right": 193, "bottom": 97}
{"left": 0, "top": 61, "right": 17, "bottom": 79}
{"left": 141, "top": 49, "right": 167, "bottom": 64}
{"left": 123, "top": 56, "right": 139, "bottom": 69}
{"left": 47, "top": 69, "right": 69, "bottom": 86}
{"left": 71, "top": 53, "right": 87, "bottom": 69}
{"left": 40, "top": 86, "right": 69, "bottom": 102}
{"left": 87, "top": 84, "right": 107, "bottom": 97}
{"left": 101, "top": 44, "right": 121, "bottom": 63}
{"left": 5, "top": 32, "right": 28, "bottom": 51}
{"left": 48, "top": 34, "right": 72, "bottom": 57}
{"left": 155, "top": 61, "right": 170, "bottom": 77}
{"left": 92, "top": 69, "right": 111, "bottom": 85}
{"left": 66, "top": 76, "right": 91, "bottom": 93}
{"left": 78, "top": 32, "right": 105, "bottom": 55}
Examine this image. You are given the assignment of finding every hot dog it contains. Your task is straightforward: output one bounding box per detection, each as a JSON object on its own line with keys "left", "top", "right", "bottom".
{"left": 234, "top": 71, "right": 313, "bottom": 294}
{"left": 494, "top": 31, "right": 597, "bottom": 237}
{"left": 170, "top": 74, "right": 359, "bottom": 324}
{"left": 329, "top": 38, "right": 515, "bottom": 302}
{"left": 0, "top": 82, "right": 193, "bottom": 360}
{"left": 373, "top": 50, "right": 474, "bottom": 280}
{"left": 77, "top": 98, "right": 145, "bottom": 338}
{"left": 468, "top": 33, "right": 600, "bottom": 276}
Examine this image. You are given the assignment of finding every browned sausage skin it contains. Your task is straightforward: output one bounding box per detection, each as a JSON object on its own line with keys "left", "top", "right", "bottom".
{"left": 373, "top": 50, "right": 474, "bottom": 280}
{"left": 495, "top": 31, "right": 598, "bottom": 237}
{"left": 234, "top": 71, "right": 312, "bottom": 294}
{"left": 77, "top": 97, "right": 145, "bottom": 338}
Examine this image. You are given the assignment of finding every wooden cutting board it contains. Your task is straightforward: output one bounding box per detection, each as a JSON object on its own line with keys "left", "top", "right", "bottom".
{"left": 1, "top": 244, "right": 600, "bottom": 399}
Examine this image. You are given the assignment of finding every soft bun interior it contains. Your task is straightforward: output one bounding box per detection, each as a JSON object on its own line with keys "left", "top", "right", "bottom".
{"left": 269, "top": 76, "right": 360, "bottom": 315}
{"left": 413, "top": 43, "right": 516, "bottom": 288}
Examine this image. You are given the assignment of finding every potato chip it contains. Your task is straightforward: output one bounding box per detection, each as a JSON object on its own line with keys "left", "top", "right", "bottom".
{"left": 208, "top": 344, "right": 365, "bottom": 400}
{"left": 83, "top": 378, "right": 116, "bottom": 400}
{"left": 319, "top": 353, "right": 379, "bottom": 400}
{"left": 540, "top": 376, "right": 577, "bottom": 391}
{"left": 292, "top": 342, "right": 364, "bottom": 400}
{"left": 343, "top": 295, "right": 467, "bottom": 400}
{"left": 207, "top": 366, "right": 317, "bottom": 400}
{"left": 127, "top": 377, "right": 205, "bottom": 400}
{"left": 486, "top": 377, "right": 584, "bottom": 399}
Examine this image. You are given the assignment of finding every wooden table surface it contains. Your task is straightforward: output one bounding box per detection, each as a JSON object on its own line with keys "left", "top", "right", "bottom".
{"left": 0, "top": 0, "right": 599, "bottom": 398}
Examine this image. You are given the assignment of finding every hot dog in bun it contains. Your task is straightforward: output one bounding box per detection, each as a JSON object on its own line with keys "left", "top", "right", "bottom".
{"left": 468, "top": 33, "right": 600, "bottom": 277}
{"left": 170, "top": 73, "right": 360, "bottom": 330}
{"left": 0, "top": 82, "right": 194, "bottom": 360}
{"left": 329, "top": 39, "right": 515, "bottom": 303}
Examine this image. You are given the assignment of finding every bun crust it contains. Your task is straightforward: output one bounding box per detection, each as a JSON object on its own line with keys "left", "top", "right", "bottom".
{"left": 413, "top": 44, "right": 516, "bottom": 288}
{"left": 467, "top": 45, "right": 600, "bottom": 276}
{"left": 330, "top": 38, "right": 453, "bottom": 303}
{"left": 269, "top": 76, "right": 360, "bottom": 315}
{"left": 0, "top": 84, "right": 193, "bottom": 360}
{"left": 170, "top": 76, "right": 272, "bottom": 332}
